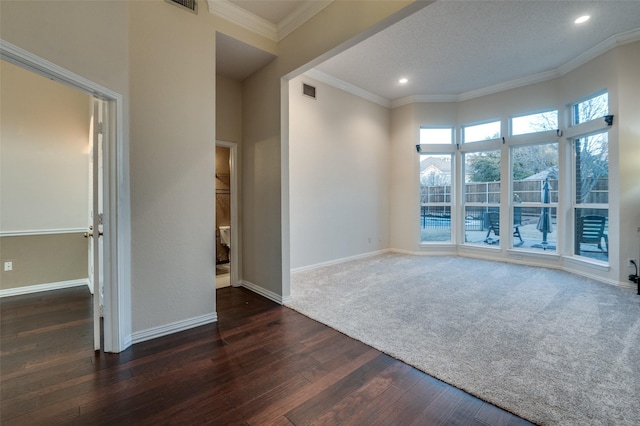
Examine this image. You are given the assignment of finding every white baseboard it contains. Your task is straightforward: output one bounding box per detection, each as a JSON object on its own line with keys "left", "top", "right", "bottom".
{"left": 240, "top": 280, "right": 288, "bottom": 304}
{"left": 131, "top": 312, "right": 218, "bottom": 345}
{"left": 291, "top": 249, "right": 391, "bottom": 274}
{"left": 0, "top": 278, "right": 89, "bottom": 298}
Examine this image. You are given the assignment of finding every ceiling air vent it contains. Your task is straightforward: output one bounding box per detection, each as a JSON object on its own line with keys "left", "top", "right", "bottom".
{"left": 166, "top": 0, "right": 197, "bottom": 14}
{"left": 302, "top": 83, "right": 316, "bottom": 99}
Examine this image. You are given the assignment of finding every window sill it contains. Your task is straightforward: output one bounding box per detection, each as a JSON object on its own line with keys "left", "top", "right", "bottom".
{"left": 507, "top": 248, "right": 561, "bottom": 261}
{"left": 563, "top": 255, "right": 610, "bottom": 272}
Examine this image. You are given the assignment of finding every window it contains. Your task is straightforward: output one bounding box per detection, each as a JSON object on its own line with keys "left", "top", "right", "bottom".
{"left": 573, "top": 92, "right": 608, "bottom": 125}
{"left": 511, "top": 143, "right": 559, "bottom": 251}
{"left": 511, "top": 110, "right": 558, "bottom": 136}
{"left": 462, "top": 150, "right": 500, "bottom": 245}
{"left": 463, "top": 120, "right": 500, "bottom": 143}
{"left": 419, "top": 127, "right": 453, "bottom": 144}
{"left": 420, "top": 154, "right": 453, "bottom": 243}
{"left": 573, "top": 132, "right": 608, "bottom": 261}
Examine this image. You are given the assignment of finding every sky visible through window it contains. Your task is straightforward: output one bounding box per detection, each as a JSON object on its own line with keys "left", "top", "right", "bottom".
{"left": 419, "top": 127, "right": 453, "bottom": 144}
{"left": 463, "top": 121, "right": 500, "bottom": 143}
{"left": 511, "top": 111, "right": 558, "bottom": 135}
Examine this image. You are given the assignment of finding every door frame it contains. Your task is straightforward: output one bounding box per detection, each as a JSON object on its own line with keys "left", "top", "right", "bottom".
{"left": 1, "top": 40, "right": 131, "bottom": 352}
{"left": 216, "top": 140, "right": 239, "bottom": 287}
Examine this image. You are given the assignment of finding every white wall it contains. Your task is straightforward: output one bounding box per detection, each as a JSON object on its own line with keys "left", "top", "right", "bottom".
{"left": 289, "top": 75, "right": 390, "bottom": 269}
{"left": 1, "top": 60, "right": 91, "bottom": 232}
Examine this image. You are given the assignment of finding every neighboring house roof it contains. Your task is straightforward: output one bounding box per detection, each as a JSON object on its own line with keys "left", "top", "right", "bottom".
{"left": 420, "top": 157, "right": 452, "bottom": 175}
{"left": 523, "top": 167, "right": 558, "bottom": 181}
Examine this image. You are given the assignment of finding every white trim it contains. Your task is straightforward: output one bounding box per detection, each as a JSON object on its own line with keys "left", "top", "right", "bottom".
{"left": 304, "top": 69, "right": 391, "bottom": 108}
{"left": 207, "top": 0, "right": 278, "bottom": 41}
{"left": 131, "top": 313, "right": 218, "bottom": 345}
{"left": 278, "top": 1, "right": 333, "bottom": 41}
{"left": 393, "top": 94, "right": 459, "bottom": 108}
{"left": 0, "top": 229, "right": 87, "bottom": 237}
{"left": 0, "top": 279, "right": 89, "bottom": 298}
{"left": 240, "top": 280, "right": 289, "bottom": 305}
{"left": 1, "top": 39, "right": 131, "bottom": 353}
{"left": 291, "top": 249, "right": 391, "bottom": 274}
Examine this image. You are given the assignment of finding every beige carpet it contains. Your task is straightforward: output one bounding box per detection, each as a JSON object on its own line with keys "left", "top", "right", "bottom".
{"left": 287, "top": 253, "right": 640, "bottom": 425}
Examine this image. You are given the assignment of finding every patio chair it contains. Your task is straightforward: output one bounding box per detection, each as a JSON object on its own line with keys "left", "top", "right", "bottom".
{"left": 576, "top": 215, "right": 608, "bottom": 254}
{"left": 484, "top": 211, "right": 523, "bottom": 245}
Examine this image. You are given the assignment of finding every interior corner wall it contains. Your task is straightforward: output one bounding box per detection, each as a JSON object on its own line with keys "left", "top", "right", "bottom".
{"left": 615, "top": 41, "right": 640, "bottom": 282}
{"left": 289, "top": 76, "right": 390, "bottom": 270}
{"left": 216, "top": 74, "right": 242, "bottom": 143}
{"left": 242, "top": 1, "right": 423, "bottom": 299}
{"left": 390, "top": 102, "right": 459, "bottom": 253}
{"left": 129, "top": 1, "right": 216, "bottom": 333}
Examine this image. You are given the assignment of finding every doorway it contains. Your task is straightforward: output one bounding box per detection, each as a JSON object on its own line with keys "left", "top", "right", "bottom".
{"left": 215, "top": 141, "right": 238, "bottom": 288}
{"left": 0, "top": 40, "right": 130, "bottom": 352}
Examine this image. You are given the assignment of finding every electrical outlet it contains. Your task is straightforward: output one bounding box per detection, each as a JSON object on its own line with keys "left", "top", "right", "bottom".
{"left": 4, "top": 261, "right": 13, "bottom": 272}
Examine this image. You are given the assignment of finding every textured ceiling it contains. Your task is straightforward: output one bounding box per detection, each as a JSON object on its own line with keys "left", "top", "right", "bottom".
{"left": 315, "top": 1, "right": 640, "bottom": 101}
{"left": 216, "top": 1, "right": 640, "bottom": 99}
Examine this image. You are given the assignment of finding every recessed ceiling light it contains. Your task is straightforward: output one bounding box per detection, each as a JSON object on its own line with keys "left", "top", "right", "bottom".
{"left": 399, "top": 78, "right": 408, "bottom": 84}
{"left": 575, "top": 15, "right": 590, "bottom": 24}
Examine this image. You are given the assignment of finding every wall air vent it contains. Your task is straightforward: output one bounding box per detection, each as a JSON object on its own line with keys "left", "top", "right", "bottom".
{"left": 302, "top": 83, "right": 316, "bottom": 99}
{"left": 166, "top": 0, "right": 197, "bottom": 14}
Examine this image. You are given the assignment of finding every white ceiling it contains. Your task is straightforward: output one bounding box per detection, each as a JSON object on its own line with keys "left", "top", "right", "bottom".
{"left": 215, "top": 1, "right": 640, "bottom": 101}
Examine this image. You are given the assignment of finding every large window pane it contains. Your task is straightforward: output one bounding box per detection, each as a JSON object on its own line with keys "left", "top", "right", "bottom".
{"left": 573, "top": 92, "right": 608, "bottom": 125}
{"left": 420, "top": 154, "right": 453, "bottom": 243}
{"left": 512, "top": 143, "right": 559, "bottom": 251}
{"left": 420, "top": 127, "right": 453, "bottom": 144}
{"left": 463, "top": 121, "right": 500, "bottom": 143}
{"left": 575, "top": 132, "right": 608, "bottom": 204}
{"left": 573, "top": 130, "right": 608, "bottom": 262}
{"left": 511, "top": 110, "right": 558, "bottom": 135}
{"left": 421, "top": 206, "right": 451, "bottom": 242}
{"left": 463, "top": 150, "right": 500, "bottom": 246}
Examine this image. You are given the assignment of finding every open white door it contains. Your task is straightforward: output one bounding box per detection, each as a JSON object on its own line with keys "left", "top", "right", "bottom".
{"left": 88, "top": 99, "right": 105, "bottom": 351}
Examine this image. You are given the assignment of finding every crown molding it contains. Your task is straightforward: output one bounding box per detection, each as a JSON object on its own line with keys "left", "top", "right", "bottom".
{"left": 207, "top": 0, "right": 333, "bottom": 42}
{"left": 207, "top": 0, "right": 278, "bottom": 41}
{"left": 304, "top": 69, "right": 391, "bottom": 108}
{"left": 392, "top": 94, "right": 458, "bottom": 108}
{"left": 558, "top": 27, "right": 640, "bottom": 76}
{"left": 279, "top": 1, "right": 333, "bottom": 41}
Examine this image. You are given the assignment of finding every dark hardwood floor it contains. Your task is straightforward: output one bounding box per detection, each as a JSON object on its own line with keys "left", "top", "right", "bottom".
{"left": 1, "top": 286, "right": 533, "bottom": 425}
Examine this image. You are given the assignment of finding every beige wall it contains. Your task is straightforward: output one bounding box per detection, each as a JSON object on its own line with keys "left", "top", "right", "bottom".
{"left": 0, "top": 234, "right": 87, "bottom": 289}
{"left": 216, "top": 74, "right": 242, "bottom": 143}
{"left": 289, "top": 75, "right": 390, "bottom": 269}
{"left": 1, "top": 60, "right": 91, "bottom": 232}
{"left": 243, "top": 1, "right": 424, "bottom": 299}
{"left": 615, "top": 42, "right": 640, "bottom": 279}
{"left": 0, "top": 59, "right": 92, "bottom": 290}
{"left": 129, "top": 1, "right": 216, "bottom": 332}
